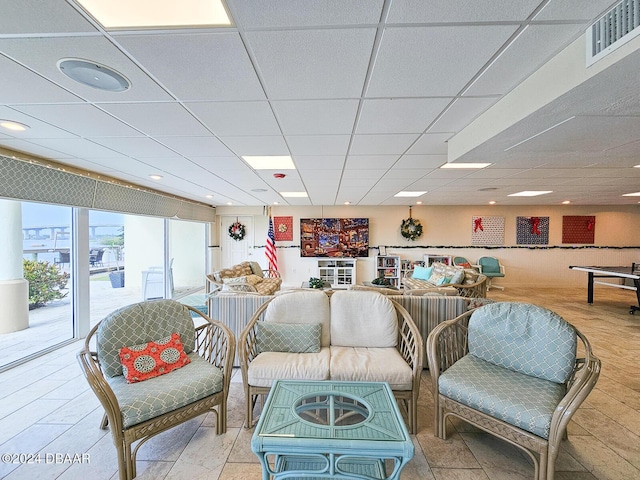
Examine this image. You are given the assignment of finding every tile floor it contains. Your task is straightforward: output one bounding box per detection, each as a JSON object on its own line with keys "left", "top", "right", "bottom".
{"left": 0, "top": 286, "right": 639, "bottom": 480}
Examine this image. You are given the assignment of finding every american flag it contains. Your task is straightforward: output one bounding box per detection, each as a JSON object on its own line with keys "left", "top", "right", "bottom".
{"left": 265, "top": 216, "right": 278, "bottom": 271}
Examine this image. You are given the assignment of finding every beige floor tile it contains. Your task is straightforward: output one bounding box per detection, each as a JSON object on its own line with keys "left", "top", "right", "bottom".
{"left": 416, "top": 431, "right": 480, "bottom": 469}
{"left": 430, "top": 468, "right": 489, "bottom": 479}
{"left": 218, "top": 461, "right": 263, "bottom": 480}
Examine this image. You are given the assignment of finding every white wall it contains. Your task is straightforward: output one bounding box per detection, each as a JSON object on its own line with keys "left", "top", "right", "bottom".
{"left": 214, "top": 205, "right": 640, "bottom": 288}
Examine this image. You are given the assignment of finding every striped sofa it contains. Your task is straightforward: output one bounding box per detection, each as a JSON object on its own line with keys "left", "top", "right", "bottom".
{"left": 207, "top": 291, "right": 468, "bottom": 366}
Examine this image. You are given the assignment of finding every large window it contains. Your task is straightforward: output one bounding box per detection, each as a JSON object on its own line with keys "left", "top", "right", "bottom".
{"left": 0, "top": 201, "right": 208, "bottom": 372}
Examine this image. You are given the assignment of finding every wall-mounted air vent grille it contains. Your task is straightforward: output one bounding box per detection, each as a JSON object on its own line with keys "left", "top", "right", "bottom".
{"left": 588, "top": 0, "right": 640, "bottom": 65}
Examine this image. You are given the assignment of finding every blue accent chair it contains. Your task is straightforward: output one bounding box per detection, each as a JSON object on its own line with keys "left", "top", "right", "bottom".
{"left": 477, "top": 256, "right": 505, "bottom": 290}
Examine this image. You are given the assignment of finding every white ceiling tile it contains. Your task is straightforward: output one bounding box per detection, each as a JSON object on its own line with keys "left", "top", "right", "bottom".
{"left": 0, "top": 139, "right": 75, "bottom": 160}
{"left": 12, "top": 104, "right": 143, "bottom": 137}
{"left": 0, "top": 1, "right": 97, "bottom": 33}
{"left": 246, "top": 28, "right": 376, "bottom": 99}
{"left": 220, "top": 135, "right": 289, "bottom": 156}
{"left": 350, "top": 134, "right": 420, "bottom": 155}
{"left": 406, "top": 133, "right": 452, "bottom": 155}
{"left": 357, "top": 98, "right": 452, "bottom": 134}
{"left": 294, "top": 156, "right": 345, "bottom": 170}
{"left": 185, "top": 101, "right": 281, "bottom": 136}
{"left": 464, "top": 25, "right": 586, "bottom": 96}
{"left": 287, "top": 135, "right": 350, "bottom": 156}
{"left": 387, "top": 0, "right": 540, "bottom": 23}
{"left": 90, "top": 137, "right": 181, "bottom": 158}
{"left": 0, "top": 36, "right": 173, "bottom": 102}
{"left": 394, "top": 155, "right": 446, "bottom": 169}
{"left": 157, "top": 136, "right": 236, "bottom": 157}
{"left": 115, "top": 32, "right": 265, "bottom": 101}
{"left": 25, "top": 138, "right": 126, "bottom": 158}
{"left": 429, "top": 97, "right": 498, "bottom": 133}
{"left": 190, "top": 156, "right": 253, "bottom": 171}
{"left": 346, "top": 155, "right": 399, "bottom": 169}
{"left": 368, "top": 25, "right": 518, "bottom": 97}
{"left": 0, "top": 106, "right": 77, "bottom": 139}
{"left": 533, "top": 0, "right": 617, "bottom": 21}
{"left": 273, "top": 100, "right": 359, "bottom": 135}
{"left": 299, "top": 170, "right": 342, "bottom": 182}
{"left": 384, "top": 168, "right": 427, "bottom": 179}
{"left": 342, "top": 168, "right": 387, "bottom": 180}
{"left": 228, "top": 0, "right": 384, "bottom": 28}
{"left": 97, "top": 103, "right": 211, "bottom": 136}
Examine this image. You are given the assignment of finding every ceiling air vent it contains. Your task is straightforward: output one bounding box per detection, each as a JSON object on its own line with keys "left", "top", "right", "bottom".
{"left": 587, "top": 0, "right": 640, "bottom": 65}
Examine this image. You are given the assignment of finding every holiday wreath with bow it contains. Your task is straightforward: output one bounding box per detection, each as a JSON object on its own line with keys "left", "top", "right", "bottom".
{"left": 400, "top": 206, "right": 423, "bottom": 241}
{"left": 228, "top": 221, "right": 246, "bottom": 241}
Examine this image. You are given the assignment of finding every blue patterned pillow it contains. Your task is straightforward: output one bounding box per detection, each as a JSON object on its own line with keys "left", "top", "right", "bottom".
{"left": 257, "top": 323, "right": 322, "bottom": 354}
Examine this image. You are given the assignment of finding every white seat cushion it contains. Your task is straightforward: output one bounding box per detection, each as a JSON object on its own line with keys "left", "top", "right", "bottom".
{"left": 330, "top": 291, "right": 397, "bottom": 347}
{"left": 247, "top": 347, "right": 330, "bottom": 387}
{"left": 329, "top": 346, "right": 413, "bottom": 390}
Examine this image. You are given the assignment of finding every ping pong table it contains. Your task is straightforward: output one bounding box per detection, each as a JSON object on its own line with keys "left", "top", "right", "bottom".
{"left": 570, "top": 264, "right": 640, "bottom": 314}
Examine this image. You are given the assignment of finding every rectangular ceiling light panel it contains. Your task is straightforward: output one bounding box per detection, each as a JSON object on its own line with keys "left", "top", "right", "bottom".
{"left": 76, "top": 0, "right": 232, "bottom": 29}
{"left": 394, "top": 191, "right": 427, "bottom": 197}
{"left": 508, "top": 190, "right": 553, "bottom": 197}
{"left": 243, "top": 156, "right": 296, "bottom": 170}
{"left": 440, "top": 163, "right": 492, "bottom": 169}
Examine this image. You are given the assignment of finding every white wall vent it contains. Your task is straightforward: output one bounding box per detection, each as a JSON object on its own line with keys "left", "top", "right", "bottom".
{"left": 587, "top": 0, "right": 640, "bottom": 65}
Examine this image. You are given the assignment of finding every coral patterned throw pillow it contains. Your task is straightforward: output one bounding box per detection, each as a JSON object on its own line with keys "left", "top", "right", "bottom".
{"left": 119, "top": 332, "right": 191, "bottom": 383}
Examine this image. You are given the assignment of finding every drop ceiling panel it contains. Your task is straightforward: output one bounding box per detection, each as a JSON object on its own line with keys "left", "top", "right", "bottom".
{"left": 115, "top": 32, "right": 265, "bottom": 101}
{"left": 394, "top": 155, "right": 446, "bottom": 169}
{"left": 287, "top": 135, "right": 350, "bottom": 156}
{"left": 533, "top": 0, "right": 617, "bottom": 21}
{"left": 350, "top": 134, "right": 420, "bottom": 155}
{"left": 0, "top": 139, "right": 75, "bottom": 160}
{"left": 429, "top": 97, "right": 498, "bottom": 133}
{"left": 272, "top": 100, "right": 359, "bottom": 135}
{"left": 190, "top": 156, "right": 253, "bottom": 171}
{"left": 342, "top": 169, "right": 387, "bottom": 180}
{"left": 464, "top": 25, "right": 586, "bottom": 96}
{"left": 13, "top": 104, "right": 143, "bottom": 137}
{"left": 0, "top": 107, "right": 78, "bottom": 139}
{"left": 220, "top": 135, "right": 289, "bottom": 156}
{"left": 229, "top": 0, "right": 384, "bottom": 28}
{"left": 345, "top": 155, "right": 399, "bottom": 169}
{"left": 185, "top": 101, "right": 281, "bottom": 136}
{"left": 245, "top": 28, "right": 376, "bottom": 99}
{"left": 0, "top": 55, "right": 83, "bottom": 105}
{"left": 406, "top": 133, "right": 452, "bottom": 154}
{"left": 299, "top": 170, "right": 342, "bottom": 182}
{"left": 25, "top": 138, "right": 127, "bottom": 158}
{"left": 294, "top": 156, "right": 345, "bottom": 170}
{"left": 357, "top": 98, "right": 452, "bottom": 134}
{"left": 0, "top": 36, "right": 173, "bottom": 102}
{"left": 387, "top": 0, "right": 540, "bottom": 23}
{"left": 90, "top": 137, "right": 182, "bottom": 158}
{"left": 97, "top": 103, "right": 211, "bottom": 137}
{"left": 0, "top": 0, "right": 98, "bottom": 34}
{"left": 367, "top": 25, "right": 519, "bottom": 97}
{"left": 157, "top": 136, "right": 236, "bottom": 157}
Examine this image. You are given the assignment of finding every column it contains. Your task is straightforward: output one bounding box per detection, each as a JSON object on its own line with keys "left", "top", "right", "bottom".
{"left": 0, "top": 199, "right": 29, "bottom": 333}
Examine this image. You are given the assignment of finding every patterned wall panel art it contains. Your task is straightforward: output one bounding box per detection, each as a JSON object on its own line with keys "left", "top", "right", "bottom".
{"left": 471, "top": 216, "right": 504, "bottom": 245}
{"left": 562, "top": 216, "right": 596, "bottom": 244}
{"left": 516, "top": 216, "right": 549, "bottom": 244}
{"left": 273, "top": 216, "right": 293, "bottom": 241}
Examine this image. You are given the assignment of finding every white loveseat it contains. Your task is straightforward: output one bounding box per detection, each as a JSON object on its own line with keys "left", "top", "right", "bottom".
{"left": 239, "top": 290, "right": 424, "bottom": 433}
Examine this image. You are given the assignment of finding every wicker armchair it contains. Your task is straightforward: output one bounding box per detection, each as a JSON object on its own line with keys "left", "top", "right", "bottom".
{"left": 404, "top": 270, "right": 487, "bottom": 299}
{"left": 207, "top": 261, "right": 282, "bottom": 295}
{"left": 77, "top": 300, "right": 235, "bottom": 480}
{"left": 427, "top": 302, "right": 600, "bottom": 480}
{"left": 239, "top": 290, "right": 423, "bottom": 433}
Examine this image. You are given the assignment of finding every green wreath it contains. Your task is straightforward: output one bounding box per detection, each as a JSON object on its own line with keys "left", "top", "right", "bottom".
{"left": 228, "top": 222, "right": 246, "bottom": 241}
{"left": 400, "top": 217, "right": 423, "bottom": 241}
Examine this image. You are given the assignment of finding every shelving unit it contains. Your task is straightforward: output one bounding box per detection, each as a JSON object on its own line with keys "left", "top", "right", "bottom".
{"left": 375, "top": 255, "right": 401, "bottom": 287}
{"left": 317, "top": 259, "right": 356, "bottom": 289}
{"left": 400, "top": 259, "right": 425, "bottom": 285}
{"left": 423, "top": 254, "right": 453, "bottom": 266}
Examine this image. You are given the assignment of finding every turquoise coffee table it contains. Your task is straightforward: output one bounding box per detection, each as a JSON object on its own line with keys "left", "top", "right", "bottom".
{"left": 251, "top": 380, "right": 414, "bottom": 480}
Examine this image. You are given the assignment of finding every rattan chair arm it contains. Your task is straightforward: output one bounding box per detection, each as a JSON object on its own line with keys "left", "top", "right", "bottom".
{"left": 547, "top": 328, "right": 601, "bottom": 446}
{"left": 390, "top": 299, "right": 424, "bottom": 373}
{"left": 238, "top": 298, "right": 275, "bottom": 385}
{"left": 450, "top": 275, "right": 488, "bottom": 298}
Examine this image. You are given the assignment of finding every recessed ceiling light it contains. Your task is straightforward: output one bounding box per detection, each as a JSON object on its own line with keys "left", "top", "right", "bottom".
{"left": 205, "top": 194, "right": 214, "bottom": 199}
{"left": 149, "top": 174, "right": 163, "bottom": 180}
{"left": 416, "top": 201, "right": 423, "bottom": 205}
{"left": 394, "top": 191, "right": 427, "bottom": 197}
{"left": 344, "top": 201, "right": 351, "bottom": 205}
{"left": 508, "top": 191, "right": 553, "bottom": 197}
{"left": 0, "top": 120, "right": 30, "bottom": 131}
{"left": 57, "top": 59, "right": 130, "bottom": 92}
{"left": 440, "top": 163, "right": 491, "bottom": 169}
{"left": 634, "top": 165, "right": 640, "bottom": 168}
{"left": 489, "top": 201, "right": 496, "bottom": 205}
{"left": 280, "top": 192, "right": 308, "bottom": 198}
{"left": 243, "top": 156, "right": 295, "bottom": 170}
{"left": 226, "top": 202, "right": 233, "bottom": 205}
{"left": 273, "top": 201, "right": 280, "bottom": 205}
{"left": 622, "top": 192, "right": 640, "bottom": 196}
{"left": 562, "top": 200, "right": 571, "bottom": 204}
{"left": 75, "top": 0, "right": 232, "bottom": 29}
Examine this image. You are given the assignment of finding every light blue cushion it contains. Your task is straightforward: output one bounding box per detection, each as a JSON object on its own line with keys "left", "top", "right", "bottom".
{"left": 436, "top": 276, "right": 451, "bottom": 286}
{"left": 468, "top": 302, "right": 577, "bottom": 383}
{"left": 257, "top": 322, "right": 321, "bottom": 353}
{"left": 439, "top": 354, "right": 566, "bottom": 439}
{"left": 107, "top": 354, "right": 223, "bottom": 428}
{"left": 413, "top": 265, "right": 433, "bottom": 280}
{"left": 450, "top": 268, "right": 466, "bottom": 285}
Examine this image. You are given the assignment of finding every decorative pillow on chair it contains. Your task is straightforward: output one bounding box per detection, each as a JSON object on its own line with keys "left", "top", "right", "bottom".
{"left": 412, "top": 265, "right": 433, "bottom": 281}
{"left": 119, "top": 332, "right": 191, "bottom": 383}
{"left": 256, "top": 323, "right": 322, "bottom": 354}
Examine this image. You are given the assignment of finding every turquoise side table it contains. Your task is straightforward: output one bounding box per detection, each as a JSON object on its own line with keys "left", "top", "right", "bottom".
{"left": 251, "top": 380, "right": 414, "bottom": 480}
